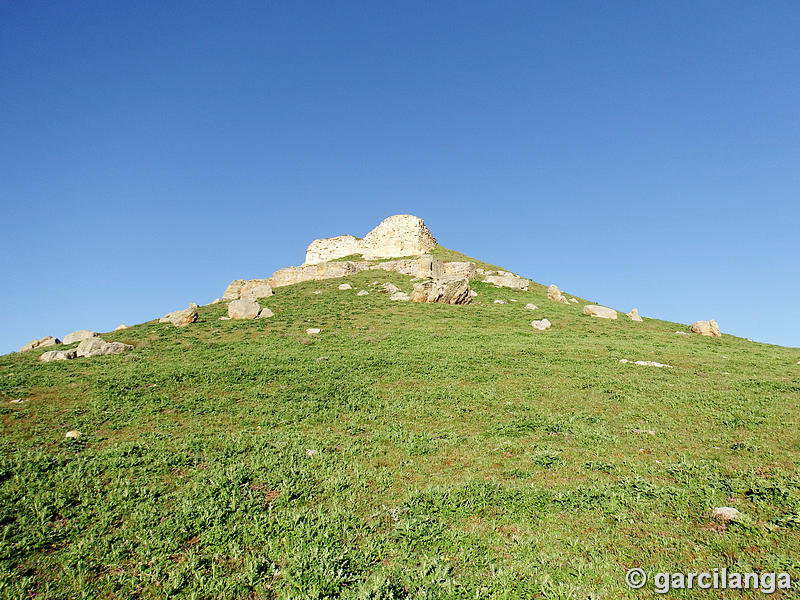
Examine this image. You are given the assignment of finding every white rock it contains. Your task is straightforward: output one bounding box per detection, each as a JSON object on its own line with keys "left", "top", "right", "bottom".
{"left": 19, "top": 336, "right": 60, "bottom": 352}
{"left": 691, "top": 320, "right": 721, "bottom": 337}
{"left": 63, "top": 330, "right": 97, "bottom": 344}
{"left": 569, "top": 298, "right": 578, "bottom": 304}
{"left": 209, "top": 298, "right": 222, "bottom": 304}
{"left": 257, "top": 307, "right": 274, "bottom": 318}
{"left": 160, "top": 307, "right": 198, "bottom": 327}
{"left": 219, "top": 316, "right": 231, "bottom": 320}
{"left": 547, "top": 284, "right": 569, "bottom": 304}
{"left": 382, "top": 282, "right": 400, "bottom": 294}
{"left": 228, "top": 299, "right": 260, "bottom": 320}
{"left": 338, "top": 283, "right": 352, "bottom": 290}
{"left": 676, "top": 331, "right": 689, "bottom": 335}
{"left": 634, "top": 360, "right": 672, "bottom": 368}
{"left": 469, "top": 290, "right": 478, "bottom": 297}
{"left": 75, "top": 337, "right": 133, "bottom": 358}
{"left": 189, "top": 302, "right": 199, "bottom": 309}
{"left": 627, "top": 308, "right": 643, "bottom": 322}
{"left": 582, "top": 305, "right": 618, "bottom": 319}
{"left": 114, "top": 324, "right": 128, "bottom": 331}
{"left": 711, "top": 507, "right": 741, "bottom": 522}
{"left": 389, "top": 292, "right": 410, "bottom": 301}
{"left": 494, "top": 299, "right": 507, "bottom": 305}
{"left": 305, "top": 448, "right": 318, "bottom": 457}
{"left": 531, "top": 318, "right": 552, "bottom": 331}
{"left": 40, "top": 349, "right": 76, "bottom": 362}
{"left": 306, "top": 328, "right": 321, "bottom": 335}
{"left": 65, "top": 430, "right": 82, "bottom": 439}
{"left": 357, "top": 290, "right": 369, "bottom": 296}
{"left": 410, "top": 276, "right": 472, "bottom": 305}
{"left": 619, "top": 359, "right": 629, "bottom": 363}
{"left": 524, "top": 303, "right": 538, "bottom": 310}
{"left": 312, "top": 290, "right": 322, "bottom": 294}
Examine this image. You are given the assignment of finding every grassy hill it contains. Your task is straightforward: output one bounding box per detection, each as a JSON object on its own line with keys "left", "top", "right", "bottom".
{"left": 1, "top": 263, "right": 799, "bottom": 599}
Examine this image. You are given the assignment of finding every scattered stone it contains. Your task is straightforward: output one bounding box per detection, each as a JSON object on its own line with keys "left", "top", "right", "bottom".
{"left": 524, "top": 303, "right": 538, "bottom": 310}
{"left": 40, "top": 349, "right": 76, "bottom": 362}
{"left": 569, "top": 298, "right": 578, "bottom": 304}
{"left": 357, "top": 290, "right": 369, "bottom": 296}
{"left": 338, "top": 283, "right": 352, "bottom": 290}
{"left": 620, "top": 359, "right": 673, "bottom": 368}
{"left": 382, "top": 282, "right": 400, "bottom": 294}
{"left": 312, "top": 290, "right": 322, "bottom": 294}
{"left": 469, "top": 290, "right": 478, "bottom": 297}
{"left": 711, "top": 507, "right": 741, "bottom": 522}
{"left": 630, "top": 428, "right": 656, "bottom": 435}
{"left": 65, "top": 430, "right": 82, "bottom": 439}
{"left": 9, "top": 398, "right": 27, "bottom": 404}
{"left": 75, "top": 337, "right": 133, "bottom": 358}
{"left": 691, "top": 320, "right": 721, "bottom": 337}
{"left": 410, "top": 276, "right": 472, "bottom": 305}
{"left": 494, "top": 299, "right": 507, "bottom": 305}
{"left": 531, "top": 318, "right": 552, "bottom": 331}
{"left": 676, "top": 331, "right": 689, "bottom": 335}
{"left": 509, "top": 299, "right": 518, "bottom": 302}
{"left": 389, "top": 291, "right": 410, "bottom": 302}
{"left": 305, "top": 448, "right": 318, "bottom": 457}
{"left": 189, "top": 302, "right": 199, "bottom": 309}
{"left": 257, "top": 307, "right": 274, "bottom": 319}
{"left": 160, "top": 306, "right": 198, "bottom": 327}
{"left": 582, "top": 305, "right": 618, "bottom": 319}
{"left": 114, "top": 324, "right": 128, "bottom": 331}
{"left": 306, "top": 328, "right": 321, "bottom": 335}
{"left": 228, "top": 299, "right": 261, "bottom": 320}
{"left": 63, "top": 330, "right": 97, "bottom": 344}
{"left": 19, "top": 336, "right": 60, "bottom": 352}
{"left": 627, "top": 308, "right": 643, "bottom": 322}
{"left": 219, "top": 316, "right": 231, "bottom": 321}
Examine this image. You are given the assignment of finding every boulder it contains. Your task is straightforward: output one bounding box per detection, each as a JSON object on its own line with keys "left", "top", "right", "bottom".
{"left": 20, "top": 336, "right": 60, "bottom": 352}
{"left": 410, "top": 276, "right": 472, "bottom": 305}
{"left": 257, "top": 307, "right": 274, "bottom": 318}
{"left": 338, "top": 283, "right": 352, "bottom": 290}
{"left": 370, "top": 259, "right": 419, "bottom": 276}
{"left": 40, "top": 349, "right": 77, "bottom": 362}
{"left": 483, "top": 274, "right": 530, "bottom": 291}
{"left": 389, "top": 291, "right": 410, "bottom": 301}
{"left": 547, "top": 285, "right": 570, "bottom": 304}
{"left": 382, "top": 282, "right": 400, "bottom": 294}
{"left": 416, "top": 255, "right": 444, "bottom": 279}
{"left": 65, "top": 430, "right": 82, "bottom": 439}
{"left": 582, "top": 305, "right": 618, "bottom": 319}
{"left": 306, "top": 328, "right": 321, "bottom": 335}
{"left": 494, "top": 299, "right": 507, "bottom": 305}
{"left": 531, "top": 318, "right": 552, "bottom": 331}
{"left": 228, "top": 299, "right": 260, "bottom": 320}
{"left": 690, "top": 320, "right": 721, "bottom": 337}
{"left": 443, "top": 262, "right": 476, "bottom": 278}
{"left": 160, "top": 307, "right": 198, "bottom": 327}
{"left": 75, "top": 337, "right": 133, "bottom": 358}
{"left": 114, "top": 324, "right": 128, "bottom": 331}
{"left": 219, "top": 316, "right": 231, "bottom": 320}
{"left": 627, "top": 308, "right": 643, "bottom": 322}
{"left": 524, "top": 303, "right": 538, "bottom": 310}
{"left": 223, "top": 279, "right": 274, "bottom": 300}
{"left": 469, "top": 290, "right": 478, "bottom": 297}
{"left": 63, "top": 330, "right": 97, "bottom": 344}
{"left": 569, "top": 298, "right": 578, "bottom": 304}
{"left": 357, "top": 290, "right": 369, "bottom": 296}
{"left": 304, "top": 214, "right": 437, "bottom": 264}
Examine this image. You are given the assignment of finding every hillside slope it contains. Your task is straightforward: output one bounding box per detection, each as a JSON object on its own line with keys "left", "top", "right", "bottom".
{"left": 1, "top": 265, "right": 799, "bottom": 599}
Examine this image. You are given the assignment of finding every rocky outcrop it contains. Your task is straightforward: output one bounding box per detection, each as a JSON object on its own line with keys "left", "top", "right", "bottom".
{"left": 389, "top": 291, "right": 410, "bottom": 301}
{"left": 483, "top": 273, "right": 530, "bottom": 291}
{"left": 257, "top": 307, "right": 274, "bottom": 318}
{"left": 20, "top": 336, "right": 60, "bottom": 352}
{"left": 410, "top": 276, "right": 472, "bottom": 305}
{"left": 304, "top": 215, "right": 437, "bottom": 264}
{"left": 370, "top": 259, "right": 418, "bottom": 276}
{"left": 223, "top": 279, "right": 274, "bottom": 301}
{"left": 228, "top": 299, "right": 261, "bottom": 320}
{"left": 582, "top": 305, "right": 618, "bottom": 319}
{"left": 690, "top": 320, "right": 721, "bottom": 337}
{"left": 40, "top": 349, "right": 76, "bottom": 362}
{"left": 63, "top": 330, "right": 97, "bottom": 345}
{"left": 159, "top": 306, "right": 198, "bottom": 327}
{"left": 443, "top": 262, "right": 476, "bottom": 278}
{"left": 271, "top": 261, "right": 369, "bottom": 288}
{"left": 416, "top": 255, "right": 444, "bottom": 279}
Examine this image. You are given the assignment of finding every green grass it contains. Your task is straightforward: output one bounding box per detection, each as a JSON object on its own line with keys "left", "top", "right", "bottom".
{"left": 1, "top": 268, "right": 799, "bottom": 599}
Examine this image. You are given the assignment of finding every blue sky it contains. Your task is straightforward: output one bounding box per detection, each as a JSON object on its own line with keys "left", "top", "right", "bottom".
{"left": 1, "top": 1, "right": 798, "bottom": 352}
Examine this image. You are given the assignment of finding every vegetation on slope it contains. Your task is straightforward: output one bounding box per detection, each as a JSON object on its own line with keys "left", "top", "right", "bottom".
{"left": 1, "top": 269, "right": 799, "bottom": 599}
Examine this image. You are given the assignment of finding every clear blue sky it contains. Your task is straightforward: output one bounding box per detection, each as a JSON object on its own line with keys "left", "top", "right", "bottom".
{"left": 2, "top": 1, "right": 798, "bottom": 352}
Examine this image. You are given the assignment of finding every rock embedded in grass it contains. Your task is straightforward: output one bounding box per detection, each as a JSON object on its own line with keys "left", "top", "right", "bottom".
{"left": 228, "top": 299, "right": 260, "bottom": 320}
{"left": 410, "top": 276, "right": 472, "bottom": 305}
{"left": 160, "top": 306, "right": 198, "bottom": 327}
{"left": 691, "top": 319, "right": 721, "bottom": 336}
{"left": 114, "top": 324, "right": 128, "bottom": 330}
{"left": 357, "top": 290, "right": 369, "bottom": 296}
{"left": 547, "top": 284, "right": 570, "bottom": 304}
{"left": 65, "top": 430, "right": 82, "bottom": 439}
{"left": 711, "top": 506, "right": 741, "bottom": 522}
{"left": 75, "top": 338, "right": 133, "bottom": 358}
{"left": 494, "top": 299, "right": 507, "bottom": 305}
{"left": 531, "top": 318, "right": 552, "bottom": 331}
{"left": 338, "top": 283, "right": 352, "bottom": 290}
{"left": 257, "top": 307, "right": 274, "bottom": 318}
{"left": 306, "top": 328, "right": 321, "bottom": 335}
{"left": 582, "top": 305, "right": 618, "bottom": 319}
{"left": 19, "top": 336, "right": 60, "bottom": 352}
{"left": 389, "top": 292, "right": 410, "bottom": 301}
{"left": 627, "top": 308, "right": 643, "bottom": 321}
{"left": 524, "top": 303, "right": 538, "bottom": 310}
{"left": 40, "top": 349, "right": 77, "bottom": 362}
